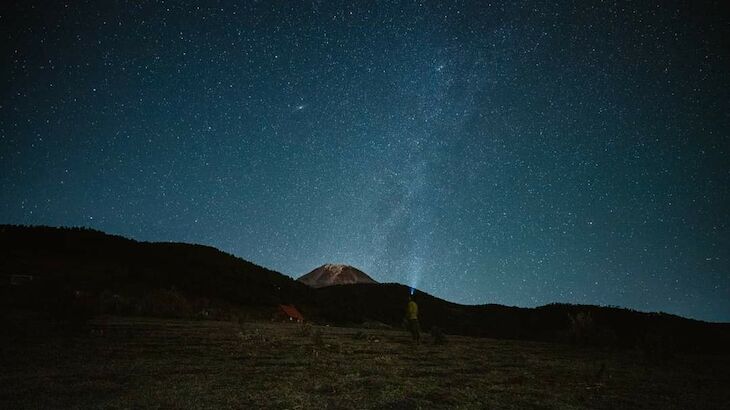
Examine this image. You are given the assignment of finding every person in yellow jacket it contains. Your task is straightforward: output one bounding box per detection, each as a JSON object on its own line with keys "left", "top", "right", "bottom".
{"left": 405, "top": 296, "right": 421, "bottom": 343}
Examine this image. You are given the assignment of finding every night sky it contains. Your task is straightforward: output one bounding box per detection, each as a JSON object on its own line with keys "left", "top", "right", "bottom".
{"left": 2, "top": 1, "right": 728, "bottom": 322}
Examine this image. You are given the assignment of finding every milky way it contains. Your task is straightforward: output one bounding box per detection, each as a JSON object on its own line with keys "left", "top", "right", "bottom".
{"left": 1, "top": 1, "right": 728, "bottom": 321}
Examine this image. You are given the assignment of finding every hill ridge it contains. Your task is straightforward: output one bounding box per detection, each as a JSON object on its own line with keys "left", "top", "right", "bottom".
{"left": 2, "top": 224, "right": 729, "bottom": 354}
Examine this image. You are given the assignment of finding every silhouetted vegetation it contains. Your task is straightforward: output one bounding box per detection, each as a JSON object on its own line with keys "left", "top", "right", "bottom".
{"left": 2, "top": 225, "right": 729, "bottom": 354}
{"left": 1, "top": 224, "right": 313, "bottom": 318}
{"left": 431, "top": 326, "right": 447, "bottom": 345}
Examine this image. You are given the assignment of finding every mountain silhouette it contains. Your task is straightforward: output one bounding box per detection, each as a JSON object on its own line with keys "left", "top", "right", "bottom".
{"left": 298, "top": 264, "right": 377, "bottom": 288}
{"left": 2, "top": 225, "right": 729, "bottom": 354}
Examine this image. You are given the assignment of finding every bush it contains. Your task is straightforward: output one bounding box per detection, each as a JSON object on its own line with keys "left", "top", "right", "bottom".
{"left": 142, "top": 289, "right": 193, "bottom": 318}
{"left": 298, "top": 323, "right": 313, "bottom": 337}
{"left": 431, "top": 326, "right": 447, "bottom": 345}
{"left": 569, "top": 311, "right": 594, "bottom": 345}
{"left": 312, "top": 329, "right": 324, "bottom": 347}
{"left": 568, "top": 311, "right": 616, "bottom": 348}
{"left": 98, "top": 290, "right": 136, "bottom": 315}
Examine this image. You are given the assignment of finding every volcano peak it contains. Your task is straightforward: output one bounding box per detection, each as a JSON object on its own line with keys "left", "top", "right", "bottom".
{"left": 297, "top": 264, "right": 377, "bottom": 288}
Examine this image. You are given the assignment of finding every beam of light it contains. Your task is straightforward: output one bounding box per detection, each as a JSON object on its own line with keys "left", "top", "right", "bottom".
{"left": 407, "top": 253, "right": 424, "bottom": 293}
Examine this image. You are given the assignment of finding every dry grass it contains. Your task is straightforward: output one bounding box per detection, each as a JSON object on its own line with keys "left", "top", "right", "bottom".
{"left": 1, "top": 316, "right": 728, "bottom": 409}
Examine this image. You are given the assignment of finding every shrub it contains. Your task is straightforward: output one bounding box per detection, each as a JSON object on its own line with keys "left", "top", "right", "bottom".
{"left": 569, "top": 311, "right": 595, "bottom": 346}
{"left": 312, "top": 329, "right": 324, "bottom": 347}
{"left": 298, "top": 323, "right": 312, "bottom": 337}
{"left": 142, "top": 289, "right": 193, "bottom": 318}
{"left": 568, "top": 311, "right": 617, "bottom": 348}
{"left": 431, "top": 326, "right": 447, "bottom": 345}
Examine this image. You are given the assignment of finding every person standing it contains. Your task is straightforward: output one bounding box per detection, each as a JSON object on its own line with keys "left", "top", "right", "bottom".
{"left": 405, "top": 295, "right": 420, "bottom": 344}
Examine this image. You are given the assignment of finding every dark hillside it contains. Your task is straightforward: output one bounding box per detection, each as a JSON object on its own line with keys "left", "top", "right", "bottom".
{"left": 1, "top": 225, "right": 312, "bottom": 317}
{"left": 315, "top": 284, "right": 730, "bottom": 354}
{"left": 2, "top": 225, "right": 729, "bottom": 354}
{"left": 314, "top": 283, "right": 462, "bottom": 327}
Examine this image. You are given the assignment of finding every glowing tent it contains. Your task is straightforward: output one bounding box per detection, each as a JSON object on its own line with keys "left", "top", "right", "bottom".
{"left": 276, "top": 304, "right": 304, "bottom": 322}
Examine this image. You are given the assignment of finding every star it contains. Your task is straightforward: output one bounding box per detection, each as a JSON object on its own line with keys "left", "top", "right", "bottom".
{"left": 1, "top": 0, "right": 727, "bottom": 322}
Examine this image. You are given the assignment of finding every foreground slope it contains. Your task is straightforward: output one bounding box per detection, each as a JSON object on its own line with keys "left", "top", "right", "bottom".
{"left": 2, "top": 315, "right": 728, "bottom": 409}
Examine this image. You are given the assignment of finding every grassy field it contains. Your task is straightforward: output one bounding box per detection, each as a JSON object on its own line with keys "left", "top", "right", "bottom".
{"left": 1, "top": 315, "right": 728, "bottom": 409}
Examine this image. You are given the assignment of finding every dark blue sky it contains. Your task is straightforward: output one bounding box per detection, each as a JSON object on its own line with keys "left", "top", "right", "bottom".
{"left": 2, "top": 1, "right": 728, "bottom": 321}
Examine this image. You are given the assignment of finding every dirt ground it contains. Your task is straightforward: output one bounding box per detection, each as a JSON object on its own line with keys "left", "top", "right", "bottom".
{"left": 1, "top": 316, "right": 728, "bottom": 409}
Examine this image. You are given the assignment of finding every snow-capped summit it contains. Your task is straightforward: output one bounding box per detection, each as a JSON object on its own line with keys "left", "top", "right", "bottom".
{"left": 297, "top": 264, "right": 377, "bottom": 288}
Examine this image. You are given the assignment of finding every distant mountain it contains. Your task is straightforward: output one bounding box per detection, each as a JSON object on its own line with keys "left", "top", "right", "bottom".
{"left": 297, "top": 264, "right": 377, "bottom": 288}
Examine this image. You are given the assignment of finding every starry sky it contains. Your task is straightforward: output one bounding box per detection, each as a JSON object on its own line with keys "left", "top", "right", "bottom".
{"left": 2, "top": 1, "right": 728, "bottom": 322}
